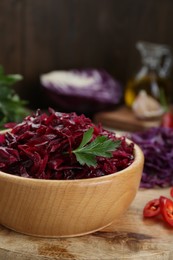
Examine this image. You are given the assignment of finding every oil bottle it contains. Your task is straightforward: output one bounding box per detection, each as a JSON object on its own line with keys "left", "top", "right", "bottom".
{"left": 125, "top": 41, "right": 173, "bottom": 107}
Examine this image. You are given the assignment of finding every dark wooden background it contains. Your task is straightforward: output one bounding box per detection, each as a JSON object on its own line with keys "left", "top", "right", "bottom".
{"left": 0, "top": 0, "right": 173, "bottom": 109}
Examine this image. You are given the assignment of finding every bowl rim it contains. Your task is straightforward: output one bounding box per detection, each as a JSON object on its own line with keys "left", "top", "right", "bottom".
{"left": 0, "top": 139, "right": 144, "bottom": 184}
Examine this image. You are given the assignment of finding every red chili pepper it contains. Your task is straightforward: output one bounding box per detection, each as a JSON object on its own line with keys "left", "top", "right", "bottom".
{"left": 160, "top": 196, "right": 173, "bottom": 227}
{"left": 143, "top": 198, "right": 160, "bottom": 217}
{"left": 161, "top": 112, "right": 173, "bottom": 129}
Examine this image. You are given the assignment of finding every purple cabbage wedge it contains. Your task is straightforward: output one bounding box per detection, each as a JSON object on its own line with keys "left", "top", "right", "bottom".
{"left": 130, "top": 127, "right": 173, "bottom": 188}
{"left": 40, "top": 69, "right": 122, "bottom": 115}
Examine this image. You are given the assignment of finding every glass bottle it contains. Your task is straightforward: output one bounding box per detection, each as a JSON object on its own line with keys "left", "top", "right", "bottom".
{"left": 125, "top": 41, "right": 173, "bottom": 107}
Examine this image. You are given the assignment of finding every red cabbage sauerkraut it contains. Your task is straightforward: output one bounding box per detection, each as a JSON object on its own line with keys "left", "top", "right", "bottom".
{"left": 0, "top": 108, "right": 134, "bottom": 180}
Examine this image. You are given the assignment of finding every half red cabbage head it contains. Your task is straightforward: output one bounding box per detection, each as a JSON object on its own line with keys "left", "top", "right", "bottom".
{"left": 40, "top": 69, "right": 123, "bottom": 115}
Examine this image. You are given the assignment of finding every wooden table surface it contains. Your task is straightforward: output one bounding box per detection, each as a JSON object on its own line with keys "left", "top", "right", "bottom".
{"left": 0, "top": 187, "right": 172, "bottom": 260}
{"left": 94, "top": 106, "right": 161, "bottom": 132}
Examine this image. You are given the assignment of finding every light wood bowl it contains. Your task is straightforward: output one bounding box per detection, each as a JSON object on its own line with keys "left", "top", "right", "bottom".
{"left": 0, "top": 142, "right": 144, "bottom": 238}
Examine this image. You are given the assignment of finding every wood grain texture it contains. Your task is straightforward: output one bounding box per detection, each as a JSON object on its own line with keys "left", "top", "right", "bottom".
{"left": 94, "top": 106, "right": 161, "bottom": 132}
{"left": 0, "top": 0, "right": 173, "bottom": 108}
{"left": 0, "top": 0, "right": 24, "bottom": 73}
{"left": 0, "top": 188, "right": 172, "bottom": 259}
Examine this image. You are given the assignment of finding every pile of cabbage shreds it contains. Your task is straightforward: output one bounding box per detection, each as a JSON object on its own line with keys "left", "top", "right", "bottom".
{"left": 130, "top": 127, "right": 173, "bottom": 188}
{"left": 0, "top": 108, "right": 134, "bottom": 180}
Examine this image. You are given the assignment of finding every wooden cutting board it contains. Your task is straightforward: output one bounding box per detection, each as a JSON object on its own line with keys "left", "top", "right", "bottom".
{"left": 94, "top": 106, "right": 161, "bottom": 132}
{"left": 0, "top": 188, "right": 172, "bottom": 259}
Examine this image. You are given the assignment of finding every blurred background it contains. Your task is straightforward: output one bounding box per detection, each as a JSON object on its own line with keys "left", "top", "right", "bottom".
{"left": 0, "top": 0, "right": 173, "bottom": 130}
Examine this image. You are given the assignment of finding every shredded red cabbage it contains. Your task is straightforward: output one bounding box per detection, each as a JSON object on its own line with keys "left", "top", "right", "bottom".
{"left": 130, "top": 127, "right": 173, "bottom": 188}
{"left": 0, "top": 108, "right": 134, "bottom": 180}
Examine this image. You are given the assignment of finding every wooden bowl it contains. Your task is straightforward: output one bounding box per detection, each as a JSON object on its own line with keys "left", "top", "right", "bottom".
{"left": 0, "top": 143, "right": 144, "bottom": 238}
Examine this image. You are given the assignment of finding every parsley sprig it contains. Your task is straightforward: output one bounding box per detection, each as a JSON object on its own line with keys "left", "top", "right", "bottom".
{"left": 0, "top": 65, "right": 29, "bottom": 128}
{"left": 72, "top": 128, "right": 121, "bottom": 167}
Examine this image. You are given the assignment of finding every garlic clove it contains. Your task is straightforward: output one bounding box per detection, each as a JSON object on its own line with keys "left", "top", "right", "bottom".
{"left": 132, "top": 90, "right": 164, "bottom": 119}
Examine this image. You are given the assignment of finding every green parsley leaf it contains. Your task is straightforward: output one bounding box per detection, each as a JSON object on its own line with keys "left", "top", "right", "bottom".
{"left": 77, "top": 127, "right": 93, "bottom": 149}
{"left": 0, "top": 65, "right": 29, "bottom": 128}
{"left": 73, "top": 128, "right": 121, "bottom": 167}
